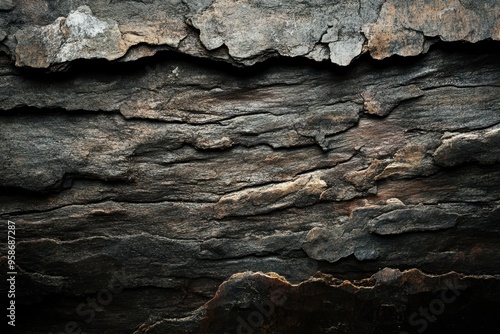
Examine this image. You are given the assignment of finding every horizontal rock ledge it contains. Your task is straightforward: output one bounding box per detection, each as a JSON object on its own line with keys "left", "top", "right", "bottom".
{"left": 0, "top": 0, "right": 498, "bottom": 68}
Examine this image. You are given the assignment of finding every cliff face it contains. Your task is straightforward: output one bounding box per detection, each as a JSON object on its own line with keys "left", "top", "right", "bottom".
{"left": 0, "top": 1, "right": 499, "bottom": 333}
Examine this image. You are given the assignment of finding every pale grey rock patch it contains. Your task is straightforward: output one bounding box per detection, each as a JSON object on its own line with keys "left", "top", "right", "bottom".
{"left": 189, "top": 0, "right": 331, "bottom": 65}
{"left": 189, "top": 0, "right": 383, "bottom": 66}
{"left": 4, "top": 0, "right": 498, "bottom": 68}
{"left": 14, "top": 6, "right": 126, "bottom": 67}
{"left": 0, "top": 0, "right": 14, "bottom": 11}
{"left": 362, "top": 0, "right": 500, "bottom": 59}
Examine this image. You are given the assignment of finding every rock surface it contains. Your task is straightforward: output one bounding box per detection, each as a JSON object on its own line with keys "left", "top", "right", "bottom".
{"left": 0, "top": 1, "right": 499, "bottom": 333}
{"left": 1, "top": 0, "right": 498, "bottom": 67}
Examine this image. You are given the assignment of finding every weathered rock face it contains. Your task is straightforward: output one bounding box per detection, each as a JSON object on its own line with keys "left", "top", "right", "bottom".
{"left": 1, "top": 0, "right": 499, "bottom": 67}
{"left": 0, "top": 1, "right": 499, "bottom": 333}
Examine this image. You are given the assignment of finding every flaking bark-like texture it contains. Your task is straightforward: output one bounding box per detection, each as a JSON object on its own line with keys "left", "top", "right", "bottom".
{"left": 0, "top": 1, "right": 499, "bottom": 333}
{"left": 1, "top": 0, "right": 499, "bottom": 67}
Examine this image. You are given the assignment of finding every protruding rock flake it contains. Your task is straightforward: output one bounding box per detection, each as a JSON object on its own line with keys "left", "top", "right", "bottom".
{"left": 14, "top": 6, "right": 125, "bottom": 67}
{"left": 0, "top": 1, "right": 499, "bottom": 333}
{"left": 3, "top": 0, "right": 498, "bottom": 68}
{"left": 362, "top": 0, "right": 500, "bottom": 59}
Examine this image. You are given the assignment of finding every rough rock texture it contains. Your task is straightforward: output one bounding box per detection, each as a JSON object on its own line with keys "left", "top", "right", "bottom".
{"left": 1, "top": 0, "right": 498, "bottom": 67}
{"left": 164, "top": 269, "right": 500, "bottom": 334}
{"left": 0, "top": 1, "right": 499, "bottom": 334}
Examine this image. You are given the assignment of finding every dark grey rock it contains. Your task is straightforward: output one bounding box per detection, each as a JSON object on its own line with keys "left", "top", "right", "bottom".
{"left": 0, "top": 2, "right": 498, "bottom": 333}
{"left": 0, "top": 0, "right": 14, "bottom": 11}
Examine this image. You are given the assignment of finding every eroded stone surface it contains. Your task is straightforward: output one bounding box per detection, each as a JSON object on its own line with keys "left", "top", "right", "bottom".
{"left": 189, "top": 0, "right": 382, "bottom": 66}
{"left": 143, "top": 269, "right": 500, "bottom": 333}
{"left": 3, "top": 0, "right": 498, "bottom": 68}
{"left": 368, "top": 206, "right": 459, "bottom": 235}
{"left": 434, "top": 124, "right": 500, "bottom": 167}
{"left": 8, "top": 3, "right": 188, "bottom": 68}
{"left": 0, "top": 0, "right": 14, "bottom": 11}
{"left": 14, "top": 6, "right": 126, "bottom": 67}
{"left": 215, "top": 173, "right": 328, "bottom": 218}
{"left": 363, "top": 0, "right": 500, "bottom": 59}
{"left": 0, "top": 21, "right": 499, "bottom": 334}
{"left": 362, "top": 85, "right": 424, "bottom": 117}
